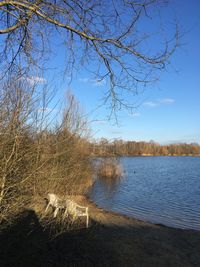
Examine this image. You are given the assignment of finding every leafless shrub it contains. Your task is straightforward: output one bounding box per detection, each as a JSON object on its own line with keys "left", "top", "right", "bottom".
{"left": 32, "top": 92, "right": 92, "bottom": 198}
{"left": 0, "top": 78, "right": 92, "bottom": 225}
{"left": 97, "top": 158, "right": 123, "bottom": 179}
{"left": 0, "top": 77, "right": 40, "bottom": 223}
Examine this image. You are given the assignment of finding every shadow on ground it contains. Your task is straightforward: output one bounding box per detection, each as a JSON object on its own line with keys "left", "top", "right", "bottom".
{"left": 0, "top": 209, "right": 200, "bottom": 267}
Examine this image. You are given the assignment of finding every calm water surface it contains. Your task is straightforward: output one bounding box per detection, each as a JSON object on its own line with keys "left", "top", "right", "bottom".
{"left": 90, "top": 157, "right": 200, "bottom": 231}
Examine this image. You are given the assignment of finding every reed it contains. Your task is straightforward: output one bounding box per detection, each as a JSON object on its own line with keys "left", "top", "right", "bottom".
{"left": 97, "top": 158, "right": 123, "bottom": 179}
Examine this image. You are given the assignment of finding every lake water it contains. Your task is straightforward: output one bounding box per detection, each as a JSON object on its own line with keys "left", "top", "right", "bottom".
{"left": 90, "top": 157, "right": 200, "bottom": 231}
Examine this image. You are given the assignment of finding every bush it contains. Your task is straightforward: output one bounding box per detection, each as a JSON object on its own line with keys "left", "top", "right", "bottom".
{"left": 97, "top": 158, "right": 123, "bottom": 179}
{"left": 0, "top": 79, "right": 92, "bottom": 224}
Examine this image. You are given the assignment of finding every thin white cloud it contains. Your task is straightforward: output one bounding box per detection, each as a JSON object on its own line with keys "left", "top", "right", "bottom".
{"left": 143, "top": 98, "right": 175, "bottom": 108}
{"left": 91, "top": 79, "right": 106, "bottom": 87}
{"left": 93, "top": 120, "right": 107, "bottom": 125}
{"left": 79, "top": 77, "right": 89, "bottom": 83}
{"left": 143, "top": 101, "right": 158, "bottom": 107}
{"left": 79, "top": 77, "right": 106, "bottom": 87}
{"left": 26, "top": 76, "right": 46, "bottom": 85}
{"left": 160, "top": 98, "right": 175, "bottom": 104}
{"left": 129, "top": 112, "right": 141, "bottom": 117}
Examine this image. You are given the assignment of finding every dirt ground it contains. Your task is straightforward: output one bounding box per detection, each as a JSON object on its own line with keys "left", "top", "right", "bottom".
{"left": 0, "top": 195, "right": 200, "bottom": 267}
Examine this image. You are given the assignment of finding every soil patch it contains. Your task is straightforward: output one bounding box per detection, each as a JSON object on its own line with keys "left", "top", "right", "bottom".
{"left": 0, "top": 195, "right": 199, "bottom": 267}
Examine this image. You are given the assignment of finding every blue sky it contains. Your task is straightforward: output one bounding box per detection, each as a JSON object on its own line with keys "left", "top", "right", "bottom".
{"left": 43, "top": 0, "right": 200, "bottom": 144}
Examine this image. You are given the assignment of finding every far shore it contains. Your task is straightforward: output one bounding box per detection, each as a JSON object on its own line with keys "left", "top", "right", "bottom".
{"left": 1, "top": 194, "right": 200, "bottom": 267}
{"left": 92, "top": 154, "right": 200, "bottom": 157}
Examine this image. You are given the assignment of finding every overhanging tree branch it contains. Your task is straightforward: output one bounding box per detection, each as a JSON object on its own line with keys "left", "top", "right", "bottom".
{"left": 0, "top": 0, "right": 180, "bottom": 111}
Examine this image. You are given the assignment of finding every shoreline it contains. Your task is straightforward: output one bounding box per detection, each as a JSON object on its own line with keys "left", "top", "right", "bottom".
{"left": 74, "top": 195, "right": 200, "bottom": 265}
{"left": 92, "top": 154, "right": 200, "bottom": 157}
{"left": 1, "top": 195, "right": 200, "bottom": 266}
{"left": 78, "top": 195, "right": 199, "bottom": 232}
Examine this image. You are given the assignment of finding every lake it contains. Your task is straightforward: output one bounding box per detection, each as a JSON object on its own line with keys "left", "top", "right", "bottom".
{"left": 89, "top": 156, "right": 200, "bottom": 231}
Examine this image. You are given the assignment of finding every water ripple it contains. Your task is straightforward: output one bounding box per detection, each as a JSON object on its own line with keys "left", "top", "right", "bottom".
{"left": 90, "top": 156, "right": 200, "bottom": 231}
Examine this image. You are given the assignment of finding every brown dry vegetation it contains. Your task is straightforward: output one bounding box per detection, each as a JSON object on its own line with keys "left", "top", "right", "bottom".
{"left": 0, "top": 77, "right": 92, "bottom": 225}
{"left": 96, "top": 158, "right": 123, "bottom": 179}
{"left": 91, "top": 139, "right": 200, "bottom": 156}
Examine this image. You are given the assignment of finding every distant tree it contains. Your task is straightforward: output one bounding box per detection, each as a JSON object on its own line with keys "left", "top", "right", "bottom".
{"left": 90, "top": 140, "right": 200, "bottom": 156}
{"left": 0, "top": 0, "right": 179, "bottom": 112}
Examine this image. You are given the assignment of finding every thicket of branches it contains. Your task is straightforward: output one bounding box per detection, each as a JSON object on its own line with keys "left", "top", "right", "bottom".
{"left": 0, "top": 78, "right": 92, "bottom": 224}
{"left": 0, "top": 0, "right": 179, "bottom": 111}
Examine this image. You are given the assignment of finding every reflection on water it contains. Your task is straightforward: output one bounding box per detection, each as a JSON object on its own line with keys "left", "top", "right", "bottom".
{"left": 90, "top": 156, "right": 200, "bottom": 231}
{"left": 92, "top": 177, "right": 121, "bottom": 199}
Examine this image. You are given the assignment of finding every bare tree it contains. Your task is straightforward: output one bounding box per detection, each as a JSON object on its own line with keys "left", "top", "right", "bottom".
{"left": 0, "top": 77, "right": 39, "bottom": 221}
{"left": 0, "top": 77, "right": 92, "bottom": 224}
{"left": 34, "top": 91, "right": 92, "bottom": 197}
{"left": 0, "top": 0, "right": 179, "bottom": 111}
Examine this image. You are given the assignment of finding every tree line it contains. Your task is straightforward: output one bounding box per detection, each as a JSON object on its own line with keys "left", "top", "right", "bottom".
{"left": 90, "top": 139, "right": 200, "bottom": 156}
